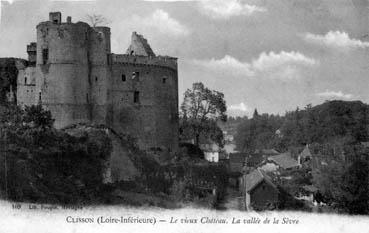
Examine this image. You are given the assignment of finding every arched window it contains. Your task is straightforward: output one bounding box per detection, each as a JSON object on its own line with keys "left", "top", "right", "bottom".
{"left": 122, "top": 74, "right": 126, "bottom": 82}
{"left": 24, "top": 77, "right": 27, "bottom": 85}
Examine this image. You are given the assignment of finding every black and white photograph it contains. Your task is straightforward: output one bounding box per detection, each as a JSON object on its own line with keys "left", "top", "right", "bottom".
{"left": 0, "top": 0, "right": 368, "bottom": 232}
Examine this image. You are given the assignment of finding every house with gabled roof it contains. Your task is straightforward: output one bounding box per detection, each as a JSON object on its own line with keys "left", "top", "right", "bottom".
{"left": 298, "top": 145, "right": 312, "bottom": 165}
{"left": 259, "top": 152, "right": 300, "bottom": 172}
{"left": 242, "top": 168, "right": 279, "bottom": 210}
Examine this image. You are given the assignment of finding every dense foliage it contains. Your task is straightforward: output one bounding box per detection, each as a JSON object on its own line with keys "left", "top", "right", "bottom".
{"left": 0, "top": 58, "right": 24, "bottom": 105}
{"left": 235, "top": 110, "right": 283, "bottom": 152}
{"left": 0, "top": 105, "right": 112, "bottom": 204}
{"left": 312, "top": 144, "right": 369, "bottom": 214}
{"left": 132, "top": 150, "right": 229, "bottom": 207}
{"left": 180, "top": 82, "right": 227, "bottom": 147}
{"left": 235, "top": 101, "right": 369, "bottom": 152}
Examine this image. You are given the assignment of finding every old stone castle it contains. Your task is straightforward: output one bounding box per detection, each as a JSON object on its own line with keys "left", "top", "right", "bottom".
{"left": 17, "top": 12, "right": 179, "bottom": 152}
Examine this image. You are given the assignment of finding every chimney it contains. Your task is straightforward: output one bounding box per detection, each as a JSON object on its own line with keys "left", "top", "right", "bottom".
{"left": 26, "top": 42, "right": 37, "bottom": 66}
{"left": 67, "top": 16, "right": 72, "bottom": 23}
{"left": 49, "top": 12, "right": 62, "bottom": 24}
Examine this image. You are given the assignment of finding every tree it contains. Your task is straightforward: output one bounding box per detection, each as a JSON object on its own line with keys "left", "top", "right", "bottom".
{"left": 180, "top": 82, "right": 227, "bottom": 147}
{"left": 0, "top": 104, "right": 111, "bottom": 204}
{"left": 253, "top": 108, "right": 259, "bottom": 119}
{"left": 23, "top": 105, "right": 54, "bottom": 128}
{"left": 235, "top": 113, "right": 283, "bottom": 152}
{"left": 312, "top": 144, "right": 369, "bottom": 214}
{"left": 86, "top": 14, "right": 109, "bottom": 27}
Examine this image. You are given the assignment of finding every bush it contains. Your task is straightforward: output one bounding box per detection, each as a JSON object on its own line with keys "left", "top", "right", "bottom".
{"left": 0, "top": 105, "right": 112, "bottom": 204}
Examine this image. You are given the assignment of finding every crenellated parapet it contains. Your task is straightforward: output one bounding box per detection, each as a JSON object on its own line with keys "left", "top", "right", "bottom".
{"left": 112, "top": 54, "right": 177, "bottom": 71}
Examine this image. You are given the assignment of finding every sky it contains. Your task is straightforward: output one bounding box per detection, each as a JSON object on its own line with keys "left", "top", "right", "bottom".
{"left": 0, "top": 0, "right": 368, "bottom": 117}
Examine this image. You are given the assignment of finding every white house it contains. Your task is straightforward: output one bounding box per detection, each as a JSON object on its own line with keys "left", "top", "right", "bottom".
{"left": 200, "top": 144, "right": 220, "bottom": 162}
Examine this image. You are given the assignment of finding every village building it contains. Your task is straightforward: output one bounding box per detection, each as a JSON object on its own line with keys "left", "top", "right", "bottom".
{"left": 298, "top": 145, "right": 313, "bottom": 165}
{"left": 200, "top": 143, "right": 220, "bottom": 162}
{"left": 297, "top": 185, "right": 318, "bottom": 203}
{"left": 242, "top": 168, "right": 279, "bottom": 211}
{"left": 254, "top": 148, "right": 280, "bottom": 156}
{"left": 223, "top": 143, "right": 237, "bottom": 156}
{"left": 246, "top": 153, "right": 265, "bottom": 168}
{"left": 259, "top": 152, "right": 300, "bottom": 173}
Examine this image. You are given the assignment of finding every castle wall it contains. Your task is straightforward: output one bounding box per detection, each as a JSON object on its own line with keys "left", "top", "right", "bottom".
{"left": 88, "top": 26, "right": 111, "bottom": 125}
{"left": 126, "top": 32, "right": 155, "bottom": 57}
{"left": 112, "top": 54, "right": 177, "bottom": 71}
{"left": 17, "top": 12, "right": 179, "bottom": 155}
{"left": 17, "top": 67, "right": 37, "bottom": 106}
{"left": 0, "top": 58, "right": 27, "bottom": 105}
{"left": 110, "top": 58, "right": 179, "bottom": 152}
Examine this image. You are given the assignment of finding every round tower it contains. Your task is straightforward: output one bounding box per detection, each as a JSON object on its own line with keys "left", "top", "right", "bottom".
{"left": 88, "top": 26, "right": 112, "bottom": 124}
{"left": 35, "top": 12, "right": 92, "bottom": 128}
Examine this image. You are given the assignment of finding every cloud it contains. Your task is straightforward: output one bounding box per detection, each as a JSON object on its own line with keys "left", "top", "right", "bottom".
{"left": 229, "top": 102, "right": 251, "bottom": 112}
{"left": 131, "top": 9, "right": 190, "bottom": 36}
{"left": 198, "top": 0, "right": 266, "bottom": 18}
{"left": 192, "top": 51, "right": 317, "bottom": 80}
{"left": 251, "top": 51, "right": 316, "bottom": 71}
{"left": 228, "top": 102, "right": 252, "bottom": 117}
{"left": 143, "top": 0, "right": 266, "bottom": 18}
{"left": 193, "top": 55, "right": 254, "bottom": 76}
{"left": 304, "top": 31, "right": 369, "bottom": 49}
{"left": 316, "top": 90, "right": 354, "bottom": 100}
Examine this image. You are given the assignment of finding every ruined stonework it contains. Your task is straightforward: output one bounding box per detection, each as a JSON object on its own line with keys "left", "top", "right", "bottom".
{"left": 0, "top": 58, "right": 27, "bottom": 105}
{"left": 17, "top": 12, "right": 179, "bottom": 153}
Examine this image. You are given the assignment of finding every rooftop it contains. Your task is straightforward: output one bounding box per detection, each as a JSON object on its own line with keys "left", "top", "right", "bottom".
{"left": 255, "top": 148, "right": 280, "bottom": 155}
{"left": 299, "top": 146, "right": 312, "bottom": 159}
{"left": 268, "top": 152, "right": 299, "bottom": 169}
{"left": 245, "top": 168, "right": 277, "bottom": 193}
{"left": 199, "top": 143, "right": 220, "bottom": 152}
{"left": 223, "top": 143, "right": 237, "bottom": 154}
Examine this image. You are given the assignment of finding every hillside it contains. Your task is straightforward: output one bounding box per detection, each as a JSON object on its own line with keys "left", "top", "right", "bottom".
{"left": 234, "top": 100, "right": 369, "bottom": 152}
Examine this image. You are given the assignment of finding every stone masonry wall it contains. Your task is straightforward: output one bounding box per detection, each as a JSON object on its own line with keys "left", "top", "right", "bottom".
{"left": 17, "top": 12, "right": 179, "bottom": 154}
{"left": 110, "top": 59, "right": 179, "bottom": 152}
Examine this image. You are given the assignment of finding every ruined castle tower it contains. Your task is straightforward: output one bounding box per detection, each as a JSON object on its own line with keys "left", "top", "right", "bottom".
{"left": 17, "top": 12, "right": 179, "bottom": 153}
{"left": 110, "top": 32, "right": 179, "bottom": 152}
